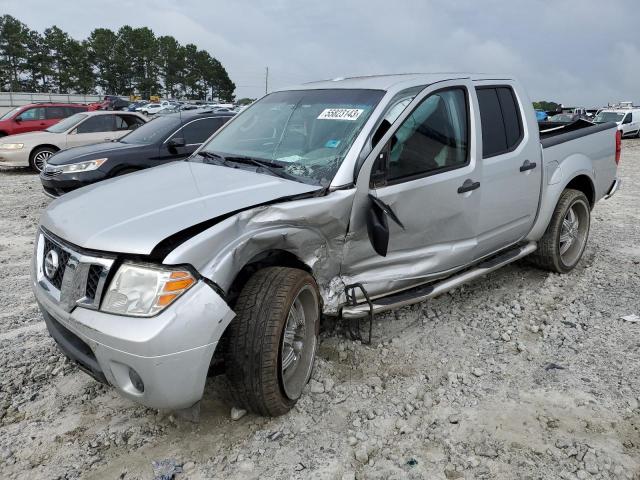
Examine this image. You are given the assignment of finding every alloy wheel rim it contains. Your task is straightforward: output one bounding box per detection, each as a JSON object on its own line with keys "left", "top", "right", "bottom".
{"left": 34, "top": 151, "right": 53, "bottom": 172}
{"left": 280, "top": 285, "right": 318, "bottom": 400}
{"left": 559, "top": 201, "right": 589, "bottom": 265}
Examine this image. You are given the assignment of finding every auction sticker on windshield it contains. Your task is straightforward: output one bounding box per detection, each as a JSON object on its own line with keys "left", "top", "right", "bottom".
{"left": 317, "top": 108, "right": 364, "bottom": 121}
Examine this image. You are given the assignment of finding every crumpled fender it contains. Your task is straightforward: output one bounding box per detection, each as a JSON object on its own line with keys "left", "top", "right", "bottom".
{"left": 162, "top": 189, "right": 356, "bottom": 314}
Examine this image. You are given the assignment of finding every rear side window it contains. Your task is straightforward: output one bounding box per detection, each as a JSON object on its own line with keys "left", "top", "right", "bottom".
{"left": 45, "top": 107, "right": 65, "bottom": 119}
{"left": 476, "top": 86, "right": 523, "bottom": 158}
{"left": 115, "top": 115, "right": 145, "bottom": 130}
{"left": 177, "top": 118, "right": 223, "bottom": 144}
{"left": 65, "top": 106, "right": 85, "bottom": 117}
{"left": 76, "top": 115, "right": 115, "bottom": 134}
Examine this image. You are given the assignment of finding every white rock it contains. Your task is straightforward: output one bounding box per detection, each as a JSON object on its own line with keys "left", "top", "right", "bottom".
{"left": 472, "top": 368, "right": 485, "bottom": 377}
{"left": 309, "top": 380, "right": 325, "bottom": 394}
{"left": 354, "top": 446, "right": 369, "bottom": 463}
{"left": 230, "top": 407, "right": 247, "bottom": 421}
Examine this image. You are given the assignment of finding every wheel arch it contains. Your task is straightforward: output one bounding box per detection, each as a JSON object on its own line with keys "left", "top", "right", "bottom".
{"left": 565, "top": 174, "right": 595, "bottom": 207}
{"left": 226, "top": 249, "right": 313, "bottom": 307}
{"left": 30, "top": 144, "right": 60, "bottom": 158}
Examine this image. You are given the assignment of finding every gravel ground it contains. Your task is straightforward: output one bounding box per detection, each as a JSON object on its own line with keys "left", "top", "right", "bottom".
{"left": 0, "top": 142, "right": 639, "bottom": 480}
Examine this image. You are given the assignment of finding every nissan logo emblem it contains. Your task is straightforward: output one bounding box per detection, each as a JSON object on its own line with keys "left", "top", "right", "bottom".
{"left": 44, "top": 250, "right": 59, "bottom": 279}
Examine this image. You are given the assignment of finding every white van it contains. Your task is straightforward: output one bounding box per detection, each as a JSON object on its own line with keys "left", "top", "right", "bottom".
{"left": 594, "top": 105, "right": 640, "bottom": 138}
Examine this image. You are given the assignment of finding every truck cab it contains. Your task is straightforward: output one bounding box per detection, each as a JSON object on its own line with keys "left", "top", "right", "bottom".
{"left": 31, "top": 74, "right": 620, "bottom": 416}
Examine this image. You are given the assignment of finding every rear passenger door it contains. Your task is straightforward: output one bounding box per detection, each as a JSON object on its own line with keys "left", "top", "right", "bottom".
{"left": 473, "top": 83, "right": 541, "bottom": 258}
{"left": 44, "top": 106, "right": 66, "bottom": 129}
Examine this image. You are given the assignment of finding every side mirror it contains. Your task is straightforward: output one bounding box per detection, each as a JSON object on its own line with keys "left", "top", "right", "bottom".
{"left": 167, "top": 137, "right": 186, "bottom": 149}
{"left": 69, "top": 129, "right": 77, "bottom": 135}
{"left": 14, "top": 116, "right": 22, "bottom": 123}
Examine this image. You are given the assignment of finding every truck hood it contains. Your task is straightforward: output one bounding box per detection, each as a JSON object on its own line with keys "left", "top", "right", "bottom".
{"left": 48, "top": 141, "right": 141, "bottom": 165}
{"left": 41, "top": 161, "right": 321, "bottom": 255}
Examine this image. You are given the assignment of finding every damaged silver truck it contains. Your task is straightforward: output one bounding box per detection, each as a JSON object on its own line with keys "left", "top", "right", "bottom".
{"left": 32, "top": 74, "right": 621, "bottom": 416}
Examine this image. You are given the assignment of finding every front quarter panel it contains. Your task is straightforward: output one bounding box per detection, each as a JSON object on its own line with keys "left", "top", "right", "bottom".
{"left": 163, "top": 189, "right": 356, "bottom": 314}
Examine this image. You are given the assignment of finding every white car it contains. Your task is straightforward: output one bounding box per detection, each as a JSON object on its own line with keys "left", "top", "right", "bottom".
{"left": 0, "top": 111, "right": 147, "bottom": 171}
{"left": 137, "top": 101, "right": 171, "bottom": 115}
{"left": 594, "top": 106, "right": 640, "bottom": 138}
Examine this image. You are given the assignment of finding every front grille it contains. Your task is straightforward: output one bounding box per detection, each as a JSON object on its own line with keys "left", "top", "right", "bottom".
{"left": 85, "top": 265, "right": 103, "bottom": 301}
{"left": 42, "top": 170, "right": 62, "bottom": 177}
{"left": 43, "top": 236, "right": 71, "bottom": 289}
{"left": 37, "top": 230, "right": 114, "bottom": 312}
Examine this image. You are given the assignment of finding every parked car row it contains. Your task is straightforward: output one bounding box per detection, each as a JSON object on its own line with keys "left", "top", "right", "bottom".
{"left": 40, "top": 110, "right": 234, "bottom": 196}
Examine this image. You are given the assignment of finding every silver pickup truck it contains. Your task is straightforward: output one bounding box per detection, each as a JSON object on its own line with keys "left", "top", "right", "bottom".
{"left": 31, "top": 73, "right": 621, "bottom": 416}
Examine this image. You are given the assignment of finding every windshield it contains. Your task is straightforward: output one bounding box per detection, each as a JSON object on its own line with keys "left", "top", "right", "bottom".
{"left": 594, "top": 112, "right": 625, "bottom": 123}
{"left": 196, "top": 88, "right": 385, "bottom": 186}
{"left": 120, "top": 115, "right": 181, "bottom": 144}
{"left": 548, "top": 114, "right": 576, "bottom": 123}
{"left": 0, "top": 107, "right": 22, "bottom": 121}
{"left": 45, "top": 113, "right": 88, "bottom": 133}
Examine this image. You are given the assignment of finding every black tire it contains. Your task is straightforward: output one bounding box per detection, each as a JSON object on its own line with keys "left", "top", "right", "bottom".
{"left": 0, "top": 132, "right": 6, "bottom": 138}
{"left": 225, "top": 267, "right": 320, "bottom": 417}
{"left": 29, "top": 146, "right": 58, "bottom": 173}
{"left": 530, "top": 189, "right": 591, "bottom": 273}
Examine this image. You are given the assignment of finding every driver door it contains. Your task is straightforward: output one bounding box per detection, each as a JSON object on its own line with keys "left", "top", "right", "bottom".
{"left": 342, "top": 80, "right": 481, "bottom": 298}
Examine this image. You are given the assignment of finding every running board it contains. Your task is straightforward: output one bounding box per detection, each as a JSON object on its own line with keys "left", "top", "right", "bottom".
{"left": 341, "top": 242, "right": 537, "bottom": 319}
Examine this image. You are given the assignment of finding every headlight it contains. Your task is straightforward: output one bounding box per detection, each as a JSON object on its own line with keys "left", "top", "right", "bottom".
{"left": 0, "top": 143, "right": 24, "bottom": 150}
{"left": 60, "top": 158, "right": 107, "bottom": 173}
{"left": 101, "top": 264, "right": 196, "bottom": 317}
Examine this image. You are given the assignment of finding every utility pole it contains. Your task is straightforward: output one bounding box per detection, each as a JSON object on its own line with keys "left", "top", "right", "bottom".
{"left": 265, "top": 66, "right": 269, "bottom": 95}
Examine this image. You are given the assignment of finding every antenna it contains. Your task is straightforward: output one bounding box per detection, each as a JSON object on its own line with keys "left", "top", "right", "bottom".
{"left": 265, "top": 66, "right": 269, "bottom": 95}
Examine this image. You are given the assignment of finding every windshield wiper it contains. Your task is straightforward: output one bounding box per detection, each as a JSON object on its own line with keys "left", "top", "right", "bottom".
{"left": 196, "top": 151, "right": 299, "bottom": 182}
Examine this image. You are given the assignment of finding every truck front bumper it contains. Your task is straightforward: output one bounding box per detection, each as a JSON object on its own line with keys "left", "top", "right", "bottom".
{"left": 33, "top": 278, "right": 235, "bottom": 410}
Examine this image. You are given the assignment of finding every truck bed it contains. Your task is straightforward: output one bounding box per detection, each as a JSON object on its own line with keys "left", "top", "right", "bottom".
{"left": 539, "top": 119, "right": 617, "bottom": 148}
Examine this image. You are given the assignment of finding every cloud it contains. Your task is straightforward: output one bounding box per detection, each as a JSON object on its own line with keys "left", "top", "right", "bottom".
{"left": 1, "top": 0, "right": 638, "bottom": 104}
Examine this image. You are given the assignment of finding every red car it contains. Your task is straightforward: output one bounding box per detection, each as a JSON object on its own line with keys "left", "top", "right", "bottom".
{"left": 0, "top": 103, "right": 89, "bottom": 137}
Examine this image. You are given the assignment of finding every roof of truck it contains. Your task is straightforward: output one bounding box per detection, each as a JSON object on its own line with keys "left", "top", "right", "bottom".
{"left": 277, "top": 73, "right": 515, "bottom": 92}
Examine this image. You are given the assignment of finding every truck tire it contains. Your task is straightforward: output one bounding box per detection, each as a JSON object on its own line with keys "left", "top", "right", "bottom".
{"left": 530, "top": 189, "right": 591, "bottom": 273}
{"left": 225, "top": 267, "right": 320, "bottom": 416}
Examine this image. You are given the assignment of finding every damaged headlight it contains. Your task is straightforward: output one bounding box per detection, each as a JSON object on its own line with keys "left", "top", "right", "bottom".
{"left": 101, "top": 263, "right": 196, "bottom": 317}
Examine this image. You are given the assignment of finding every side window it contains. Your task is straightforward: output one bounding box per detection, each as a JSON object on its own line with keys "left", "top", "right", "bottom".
{"left": 476, "top": 86, "right": 524, "bottom": 158}
{"left": 177, "top": 118, "right": 223, "bottom": 144}
{"left": 385, "top": 88, "right": 469, "bottom": 182}
{"left": 45, "top": 107, "right": 65, "bottom": 120}
{"left": 623, "top": 113, "right": 632, "bottom": 124}
{"left": 65, "top": 107, "right": 84, "bottom": 117}
{"left": 76, "top": 115, "right": 115, "bottom": 134}
{"left": 115, "top": 115, "right": 144, "bottom": 131}
{"left": 17, "top": 107, "right": 45, "bottom": 121}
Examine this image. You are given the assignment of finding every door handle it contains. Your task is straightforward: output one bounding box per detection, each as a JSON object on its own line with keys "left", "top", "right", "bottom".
{"left": 520, "top": 160, "right": 537, "bottom": 172}
{"left": 457, "top": 179, "right": 480, "bottom": 194}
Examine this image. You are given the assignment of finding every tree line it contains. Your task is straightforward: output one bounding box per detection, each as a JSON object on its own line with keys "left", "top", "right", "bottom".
{"left": 0, "top": 15, "right": 235, "bottom": 101}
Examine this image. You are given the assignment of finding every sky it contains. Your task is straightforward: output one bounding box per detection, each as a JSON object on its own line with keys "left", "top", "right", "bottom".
{"left": 1, "top": 0, "right": 639, "bottom": 106}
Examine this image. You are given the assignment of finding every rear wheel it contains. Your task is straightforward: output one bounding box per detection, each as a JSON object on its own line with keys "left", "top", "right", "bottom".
{"left": 225, "top": 267, "right": 320, "bottom": 416}
{"left": 530, "top": 189, "right": 590, "bottom": 273}
{"left": 29, "top": 146, "right": 57, "bottom": 173}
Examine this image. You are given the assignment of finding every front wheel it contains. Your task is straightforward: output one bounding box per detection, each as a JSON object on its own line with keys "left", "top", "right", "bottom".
{"left": 530, "top": 189, "right": 591, "bottom": 273}
{"left": 225, "top": 267, "right": 320, "bottom": 416}
{"left": 29, "top": 146, "right": 57, "bottom": 173}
